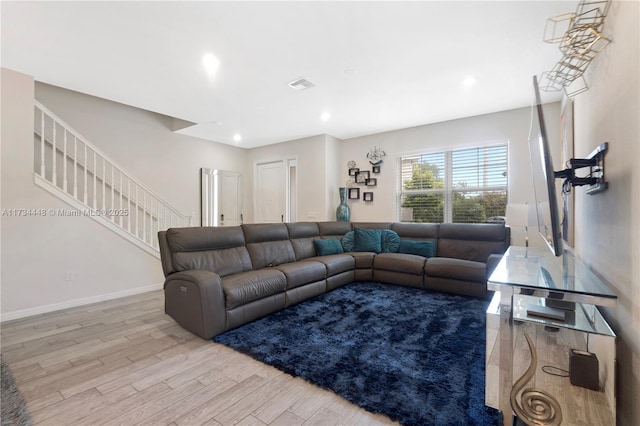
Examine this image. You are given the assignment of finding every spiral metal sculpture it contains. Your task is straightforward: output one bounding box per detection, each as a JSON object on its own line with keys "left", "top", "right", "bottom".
{"left": 510, "top": 332, "right": 563, "bottom": 425}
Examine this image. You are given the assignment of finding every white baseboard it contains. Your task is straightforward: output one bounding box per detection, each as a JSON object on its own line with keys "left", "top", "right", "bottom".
{"left": 0, "top": 283, "right": 164, "bottom": 323}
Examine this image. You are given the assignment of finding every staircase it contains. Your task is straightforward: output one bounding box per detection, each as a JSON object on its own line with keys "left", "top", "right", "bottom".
{"left": 33, "top": 101, "right": 192, "bottom": 257}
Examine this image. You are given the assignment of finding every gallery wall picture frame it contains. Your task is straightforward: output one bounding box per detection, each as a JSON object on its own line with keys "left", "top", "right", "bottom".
{"left": 348, "top": 168, "right": 360, "bottom": 176}
{"left": 363, "top": 192, "right": 374, "bottom": 202}
{"left": 356, "top": 170, "right": 370, "bottom": 184}
{"left": 372, "top": 165, "right": 381, "bottom": 174}
{"left": 365, "top": 178, "right": 377, "bottom": 186}
{"left": 348, "top": 187, "right": 360, "bottom": 199}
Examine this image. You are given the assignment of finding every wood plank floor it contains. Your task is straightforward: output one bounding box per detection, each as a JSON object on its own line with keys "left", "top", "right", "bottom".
{"left": 1, "top": 290, "right": 396, "bottom": 426}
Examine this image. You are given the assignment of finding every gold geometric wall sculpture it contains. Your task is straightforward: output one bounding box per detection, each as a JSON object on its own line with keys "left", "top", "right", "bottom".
{"left": 540, "top": 0, "right": 612, "bottom": 97}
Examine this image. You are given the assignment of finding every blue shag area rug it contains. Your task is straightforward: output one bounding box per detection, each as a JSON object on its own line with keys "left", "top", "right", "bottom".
{"left": 214, "top": 282, "right": 501, "bottom": 426}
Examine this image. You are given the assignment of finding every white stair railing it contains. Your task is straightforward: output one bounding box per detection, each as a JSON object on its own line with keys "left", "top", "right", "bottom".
{"left": 33, "top": 101, "right": 192, "bottom": 257}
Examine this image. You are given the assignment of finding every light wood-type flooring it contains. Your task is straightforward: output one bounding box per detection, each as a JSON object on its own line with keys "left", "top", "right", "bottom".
{"left": 1, "top": 290, "right": 397, "bottom": 426}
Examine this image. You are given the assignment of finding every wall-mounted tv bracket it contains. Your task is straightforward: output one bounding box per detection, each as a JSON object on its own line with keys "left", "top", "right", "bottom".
{"left": 554, "top": 142, "right": 608, "bottom": 195}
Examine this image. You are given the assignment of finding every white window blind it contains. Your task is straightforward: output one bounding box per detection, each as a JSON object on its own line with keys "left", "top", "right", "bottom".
{"left": 399, "top": 144, "right": 507, "bottom": 223}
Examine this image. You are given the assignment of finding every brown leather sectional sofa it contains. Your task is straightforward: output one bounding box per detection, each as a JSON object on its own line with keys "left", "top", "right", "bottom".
{"left": 158, "top": 221, "right": 510, "bottom": 339}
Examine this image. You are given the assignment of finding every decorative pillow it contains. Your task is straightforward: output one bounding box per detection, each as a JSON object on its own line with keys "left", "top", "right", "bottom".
{"left": 381, "top": 229, "right": 401, "bottom": 253}
{"left": 353, "top": 228, "right": 382, "bottom": 253}
{"left": 341, "top": 231, "right": 355, "bottom": 252}
{"left": 398, "top": 240, "right": 436, "bottom": 258}
{"left": 314, "top": 238, "right": 344, "bottom": 256}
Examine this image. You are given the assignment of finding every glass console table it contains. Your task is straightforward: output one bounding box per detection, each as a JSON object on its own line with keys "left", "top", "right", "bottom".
{"left": 486, "top": 246, "right": 617, "bottom": 426}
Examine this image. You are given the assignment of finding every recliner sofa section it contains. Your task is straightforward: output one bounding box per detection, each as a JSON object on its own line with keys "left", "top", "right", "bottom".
{"left": 158, "top": 221, "right": 510, "bottom": 339}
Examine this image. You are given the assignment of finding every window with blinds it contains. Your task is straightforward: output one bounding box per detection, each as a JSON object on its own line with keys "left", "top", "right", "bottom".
{"left": 399, "top": 144, "right": 507, "bottom": 223}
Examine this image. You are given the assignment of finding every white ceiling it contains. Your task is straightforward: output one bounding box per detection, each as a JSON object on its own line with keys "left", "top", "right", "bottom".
{"left": 1, "top": 1, "right": 574, "bottom": 149}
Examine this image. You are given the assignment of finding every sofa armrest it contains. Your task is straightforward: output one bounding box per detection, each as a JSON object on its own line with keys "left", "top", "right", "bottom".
{"left": 486, "top": 254, "right": 504, "bottom": 281}
{"left": 164, "top": 270, "right": 226, "bottom": 339}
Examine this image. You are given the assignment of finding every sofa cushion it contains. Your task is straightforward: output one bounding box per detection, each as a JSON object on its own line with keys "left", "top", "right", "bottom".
{"left": 341, "top": 231, "right": 355, "bottom": 252}
{"left": 425, "top": 257, "right": 486, "bottom": 283}
{"left": 390, "top": 222, "right": 439, "bottom": 240}
{"left": 317, "top": 221, "right": 352, "bottom": 238}
{"left": 381, "top": 229, "right": 401, "bottom": 253}
{"left": 350, "top": 252, "right": 375, "bottom": 269}
{"left": 374, "top": 253, "right": 426, "bottom": 275}
{"left": 398, "top": 240, "right": 436, "bottom": 258}
{"left": 353, "top": 228, "right": 382, "bottom": 253}
{"left": 275, "top": 261, "right": 327, "bottom": 289}
{"left": 221, "top": 269, "right": 287, "bottom": 309}
{"left": 437, "top": 223, "right": 509, "bottom": 262}
{"left": 287, "top": 222, "right": 321, "bottom": 260}
{"left": 172, "top": 247, "right": 253, "bottom": 277}
{"left": 314, "top": 238, "right": 344, "bottom": 256}
{"left": 167, "top": 226, "right": 246, "bottom": 251}
{"left": 307, "top": 253, "right": 355, "bottom": 276}
{"left": 243, "top": 224, "right": 296, "bottom": 269}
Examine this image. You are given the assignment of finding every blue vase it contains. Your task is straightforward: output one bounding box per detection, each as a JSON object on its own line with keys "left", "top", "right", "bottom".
{"left": 336, "top": 187, "right": 350, "bottom": 222}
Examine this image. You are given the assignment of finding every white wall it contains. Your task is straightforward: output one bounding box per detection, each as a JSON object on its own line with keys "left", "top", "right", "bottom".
{"left": 571, "top": 1, "right": 639, "bottom": 424}
{"left": 339, "top": 103, "right": 561, "bottom": 246}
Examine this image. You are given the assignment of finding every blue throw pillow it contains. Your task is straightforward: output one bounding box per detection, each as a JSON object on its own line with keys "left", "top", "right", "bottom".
{"left": 314, "top": 238, "right": 344, "bottom": 256}
{"left": 341, "top": 231, "right": 355, "bottom": 252}
{"left": 398, "top": 240, "right": 436, "bottom": 258}
{"left": 381, "top": 229, "right": 401, "bottom": 253}
{"left": 353, "top": 228, "right": 382, "bottom": 253}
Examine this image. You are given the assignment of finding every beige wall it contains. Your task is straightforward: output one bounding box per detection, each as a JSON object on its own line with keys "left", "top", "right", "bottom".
{"left": 0, "top": 71, "right": 249, "bottom": 319}
{"left": 571, "top": 1, "right": 640, "bottom": 424}
{"left": 247, "top": 135, "right": 338, "bottom": 222}
{"left": 339, "top": 103, "right": 561, "bottom": 248}
{"left": 1, "top": 69, "right": 164, "bottom": 318}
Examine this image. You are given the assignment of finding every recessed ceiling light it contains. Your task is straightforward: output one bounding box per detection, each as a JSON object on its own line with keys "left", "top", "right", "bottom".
{"left": 320, "top": 112, "right": 331, "bottom": 121}
{"left": 233, "top": 134, "right": 242, "bottom": 142}
{"left": 203, "top": 54, "right": 220, "bottom": 74}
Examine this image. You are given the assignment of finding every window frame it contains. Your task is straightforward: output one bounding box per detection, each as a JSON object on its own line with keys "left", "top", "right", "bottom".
{"left": 397, "top": 142, "right": 508, "bottom": 224}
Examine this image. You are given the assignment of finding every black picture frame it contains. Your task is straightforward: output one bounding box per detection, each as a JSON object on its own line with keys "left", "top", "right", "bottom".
{"left": 348, "top": 187, "right": 360, "bottom": 199}
{"left": 356, "top": 170, "right": 370, "bottom": 184}
{"left": 363, "top": 192, "right": 374, "bottom": 202}
{"left": 372, "top": 165, "right": 381, "bottom": 174}
{"left": 348, "top": 168, "right": 360, "bottom": 176}
{"left": 365, "top": 178, "right": 377, "bottom": 186}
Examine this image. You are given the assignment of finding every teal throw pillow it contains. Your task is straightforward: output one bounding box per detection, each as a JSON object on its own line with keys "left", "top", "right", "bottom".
{"left": 314, "top": 238, "right": 344, "bottom": 256}
{"left": 381, "top": 229, "right": 401, "bottom": 253}
{"left": 353, "top": 228, "right": 382, "bottom": 253}
{"left": 341, "top": 231, "right": 355, "bottom": 252}
{"left": 398, "top": 240, "right": 436, "bottom": 258}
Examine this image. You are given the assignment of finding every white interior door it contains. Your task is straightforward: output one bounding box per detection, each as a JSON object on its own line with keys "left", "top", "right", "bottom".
{"left": 255, "top": 160, "right": 286, "bottom": 223}
{"left": 219, "top": 171, "right": 243, "bottom": 226}
{"left": 201, "top": 169, "right": 243, "bottom": 226}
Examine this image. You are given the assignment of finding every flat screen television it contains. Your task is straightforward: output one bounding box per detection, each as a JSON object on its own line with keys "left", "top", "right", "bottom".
{"left": 528, "top": 75, "right": 563, "bottom": 256}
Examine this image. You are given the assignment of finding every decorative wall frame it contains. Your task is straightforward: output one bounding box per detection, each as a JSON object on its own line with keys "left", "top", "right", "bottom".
{"left": 372, "top": 165, "right": 381, "bottom": 174}
{"left": 348, "top": 168, "right": 360, "bottom": 176}
{"left": 348, "top": 187, "right": 360, "bottom": 199}
{"left": 363, "top": 192, "right": 374, "bottom": 202}
{"left": 356, "top": 170, "right": 370, "bottom": 184}
{"left": 365, "top": 178, "right": 377, "bottom": 187}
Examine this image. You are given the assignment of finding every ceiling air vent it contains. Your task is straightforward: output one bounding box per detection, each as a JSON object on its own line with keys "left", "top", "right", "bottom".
{"left": 288, "top": 77, "right": 316, "bottom": 91}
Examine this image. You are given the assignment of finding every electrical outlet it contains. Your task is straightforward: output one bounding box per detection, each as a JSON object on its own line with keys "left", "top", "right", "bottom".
{"left": 64, "top": 271, "right": 74, "bottom": 282}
